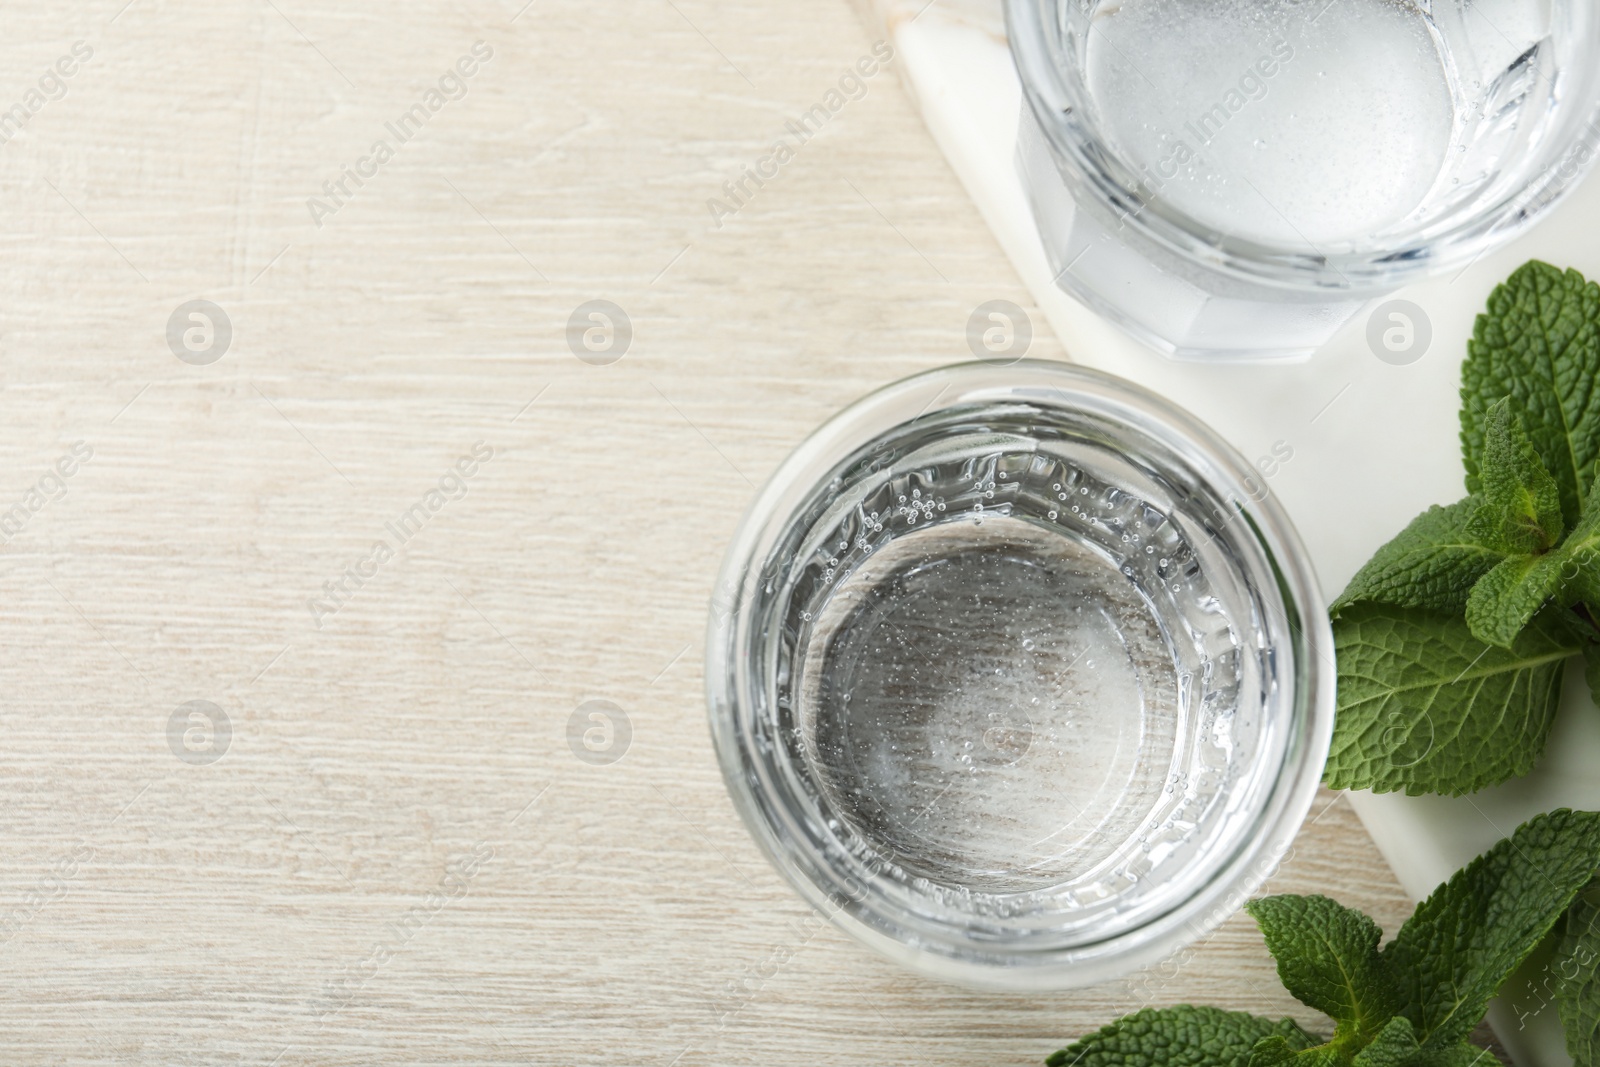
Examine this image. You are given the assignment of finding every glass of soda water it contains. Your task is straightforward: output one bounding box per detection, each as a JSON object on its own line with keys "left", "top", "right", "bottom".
{"left": 1007, "top": 0, "right": 1600, "bottom": 360}
{"left": 706, "top": 362, "right": 1333, "bottom": 988}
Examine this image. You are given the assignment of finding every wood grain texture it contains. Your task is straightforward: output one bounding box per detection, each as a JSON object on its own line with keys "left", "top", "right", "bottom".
{"left": 0, "top": 0, "right": 1424, "bottom": 1063}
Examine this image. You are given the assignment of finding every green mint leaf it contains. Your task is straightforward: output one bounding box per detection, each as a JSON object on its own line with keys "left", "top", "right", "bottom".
{"left": 1470, "top": 405, "right": 1567, "bottom": 552}
{"left": 1583, "top": 643, "right": 1600, "bottom": 712}
{"left": 1463, "top": 260, "right": 1600, "bottom": 530}
{"left": 1246, "top": 1039, "right": 1348, "bottom": 1066}
{"left": 1325, "top": 604, "right": 1576, "bottom": 796}
{"left": 1245, "top": 895, "right": 1399, "bottom": 1050}
{"left": 1464, "top": 554, "right": 1568, "bottom": 648}
{"left": 1044, "top": 1007, "right": 1320, "bottom": 1067}
{"left": 1244, "top": 1036, "right": 1304, "bottom": 1066}
{"left": 1465, "top": 397, "right": 1566, "bottom": 554}
{"left": 1384, "top": 809, "right": 1600, "bottom": 1050}
{"left": 1555, "top": 469, "right": 1600, "bottom": 599}
{"left": 1405, "top": 1049, "right": 1501, "bottom": 1067}
{"left": 1463, "top": 468, "right": 1600, "bottom": 648}
{"left": 1332, "top": 500, "right": 1503, "bottom": 617}
{"left": 1348, "top": 1017, "right": 1419, "bottom": 1067}
{"left": 1557, "top": 885, "right": 1600, "bottom": 1067}
{"left": 1347, "top": 1018, "right": 1498, "bottom": 1067}
{"left": 1548, "top": 601, "right": 1600, "bottom": 644}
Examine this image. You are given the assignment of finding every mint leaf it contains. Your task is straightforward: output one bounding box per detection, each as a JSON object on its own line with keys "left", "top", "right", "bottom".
{"left": 1464, "top": 468, "right": 1600, "bottom": 648}
{"left": 1555, "top": 470, "right": 1600, "bottom": 601}
{"left": 1465, "top": 397, "right": 1565, "bottom": 554}
{"left": 1463, "top": 261, "right": 1600, "bottom": 530}
{"left": 1584, "top": 643, "right": 1600, "bottom": 711}
{"left": 1332, "top": 500, "right": 1503, "bottom": 617}
{"left": 1246, "top": 1037, "right": 1344, "bottom": 1066}
{"left": 1325, "top": 604, "right": 1576, "bottom": 796}
{"left": 1403, "top": 1049, "right": 1500, "bottom": 1067}
{"left": 1348, "top": 1017, "right": 1420, "bottom": 1067}
{"left": 1384, "top": 809, "right": 1600, "bottom": 1050}
{"left": 1244, "top": 1036, "right": 1305, "bottom": 1066}
{"left": 1345, "top": 1017, "right": 1496, "bottom": 1066}
{"left": 1346, "top": 1017, "right": 1495, "bottom": 1067}
{"left": 1245, "top": 895, "right": 1399, "bottom": 1051}
{"left": 1045, "top": 1007, "right": 1320, "bottom": 1067}
{"left": 1464, "top": 554, "right": 1568, "bottom": 648}
{"left": 1557, "top": 885, "right": 1600, "bottom": 1067}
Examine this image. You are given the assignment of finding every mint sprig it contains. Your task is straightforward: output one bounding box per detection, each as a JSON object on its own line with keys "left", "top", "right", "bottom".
{"left": 1330, "top": 261, "right": 1600, "bottom": 796}
{"left": 1045, "top": 810, "right": 1600, "bottom": 1067}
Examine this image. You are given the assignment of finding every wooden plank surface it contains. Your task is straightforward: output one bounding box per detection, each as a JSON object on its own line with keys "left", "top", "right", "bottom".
{"left": 0, "top": 0, "right": 1421, "bottom": 1062}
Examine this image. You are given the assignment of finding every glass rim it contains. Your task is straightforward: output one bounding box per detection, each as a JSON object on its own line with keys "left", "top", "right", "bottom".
{"left": 1004, "top": 0, "right": 1600, "bottom": 293}
{"left": 705, "top": 360, "right": 1336, "bottom": 989}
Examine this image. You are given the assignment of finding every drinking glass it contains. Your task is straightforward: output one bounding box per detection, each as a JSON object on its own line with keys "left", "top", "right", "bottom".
{"left": 1007, "top": 0, "right": 1600, "bottom": 360}
{"left": 706, "top": 362, "right": 1333, "bottom": 988}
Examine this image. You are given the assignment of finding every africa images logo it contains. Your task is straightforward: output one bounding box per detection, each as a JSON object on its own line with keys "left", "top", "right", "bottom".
{"left": 0, "top": 442, "right": 93, "bottom": 546}
{"left": 306, "top": 41, "right": 494, "bottom": 229}
{"left": 307, "top": 442, "right": 495, "bottom": 629}
{"left": 0, "top": 40, "right": 93, "bottom": 147}
{"left": 705, "top": 40, "right": 894, "bottom": 228}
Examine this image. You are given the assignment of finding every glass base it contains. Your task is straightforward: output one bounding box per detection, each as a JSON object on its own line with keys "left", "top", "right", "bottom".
{"left": 1016, "top": 102, "right": 1378, "bottom": 362}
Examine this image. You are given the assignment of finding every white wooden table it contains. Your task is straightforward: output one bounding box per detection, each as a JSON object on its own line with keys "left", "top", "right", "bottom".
{"left": 0, "top": 1, "right": 1428, "bottom": 1062}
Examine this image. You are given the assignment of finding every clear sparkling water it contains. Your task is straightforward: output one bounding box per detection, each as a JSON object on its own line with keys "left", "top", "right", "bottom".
{"left": 1082, "top": 0, "right": 1552, "bottom": 249}
{"left": 806, "top": 519, "right": 1178, "bottom": 892}
{"left": 785, "top": 430, "right": 1257, "bottom": 902}
{"left": 714, "top": 375, "right": 1325, "bottom": 983}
